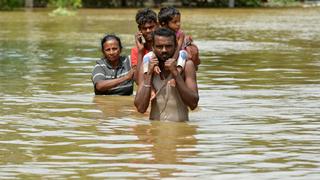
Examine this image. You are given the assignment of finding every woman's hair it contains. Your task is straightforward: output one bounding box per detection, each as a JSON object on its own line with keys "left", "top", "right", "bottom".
{"left": 152, "top": 27, "right": 176, "bottom": 46}
{"left": 136, "top": 8, "right": 157, "bottom": 28}
{"left": 158, "top": 6, "right": 180, "bottom": 26}
{"left": 101, "top": 34, "right": 122, "bottom": 51}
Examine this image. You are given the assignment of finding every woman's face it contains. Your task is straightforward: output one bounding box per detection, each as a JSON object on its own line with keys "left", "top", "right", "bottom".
{"left": 102, "top": 39, "right": 121, "bottom": 62}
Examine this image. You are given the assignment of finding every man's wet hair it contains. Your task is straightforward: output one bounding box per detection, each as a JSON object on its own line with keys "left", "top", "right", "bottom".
{"left": 136, "top": 8, "right": 157, "bottom": 28}
{"left": 158, "top": 6, "right": 180, "bottom": 26}
{"left": 101, "top": 34, "right": 122, "bottom": 51}
{"left": 152, "top": 27, "right": 176, "bottom": 46}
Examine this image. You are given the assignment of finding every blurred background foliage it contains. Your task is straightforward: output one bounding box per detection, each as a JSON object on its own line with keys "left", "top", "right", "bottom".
{"left": 0, "top": 0, "right": 311, "bottom": 10}
{"left": 0, "top": 0, "right": 24, "bottom": 10}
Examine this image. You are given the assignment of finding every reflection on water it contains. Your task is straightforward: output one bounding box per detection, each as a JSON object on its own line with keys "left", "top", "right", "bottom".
{"left": 0, "top": 8, "right": 320, "bottom": 179}
{"left": 93, "top": 96, "right": 141, "bottom": 119}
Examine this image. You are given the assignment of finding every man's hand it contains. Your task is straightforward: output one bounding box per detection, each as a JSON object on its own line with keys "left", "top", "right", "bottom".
{"left": 148, "top": 56, "right": 159, "bottom": 76}
{"left": 165, "top": 58, "right": 178, "bottom": 77}
{"left": 135, "top": 32, "right": 145, "bottom": 52}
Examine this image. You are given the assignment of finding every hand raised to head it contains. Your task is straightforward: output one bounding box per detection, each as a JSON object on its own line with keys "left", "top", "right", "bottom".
{"left": 135, "top": 32, "right": 145, "bottom": 52}
{"left": 148, "top": 56, "right": 159, "bottom": 76}
{"left": 165, "top": 58, "right": 178, "bottom": 76}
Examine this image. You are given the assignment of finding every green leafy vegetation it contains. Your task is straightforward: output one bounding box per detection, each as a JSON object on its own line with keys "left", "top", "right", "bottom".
{"left": 49, "top": 0, "right": 81, "bottom": 9}
{"left": 264, "top": 0, "right": 301, "bottom": 7}
{"left": 0, "top": 0, "right": 311, "bottom": 10}
{"left": 48, "top": 0, "right": 82, "bottom": 16}
{"left": 0, "top": 0, "right": 23, "bottom": 10}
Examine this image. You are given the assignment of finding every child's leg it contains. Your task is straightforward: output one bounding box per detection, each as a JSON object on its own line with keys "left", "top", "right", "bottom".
{"left": 177, "top": 50, "right": 188, "bottom": 73}
{"left": 143, "top": 52, "right": 161, "bottom": 74}
{"left": 185, "top": 44, "right": 200, "bottom": 71}
{"left": 177, "top": 50, "right": 187, "bottom": 68}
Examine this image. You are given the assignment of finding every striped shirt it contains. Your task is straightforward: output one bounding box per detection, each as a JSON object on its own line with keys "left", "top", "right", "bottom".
{"left": 92, "top": 56, "right": 133, "bottom": 95}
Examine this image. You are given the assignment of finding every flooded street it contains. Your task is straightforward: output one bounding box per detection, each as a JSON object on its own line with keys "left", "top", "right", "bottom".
{"left": 0, "top": 8, "right": 320, "bottom": 179}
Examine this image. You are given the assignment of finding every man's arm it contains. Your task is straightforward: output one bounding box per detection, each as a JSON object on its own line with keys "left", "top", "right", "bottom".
{"left": 135, "top": 49, "right": 144, "bottom": 85}
{"left": 166, "top": 59, "right": 199, "bottom": 110}
{"left": 134, "top": 56, "right": 158, "bottom": 113}
{"left": 133, "top": 32, "right": 145, "bottom": 85}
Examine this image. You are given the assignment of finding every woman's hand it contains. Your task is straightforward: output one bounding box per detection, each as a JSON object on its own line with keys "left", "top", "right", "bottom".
{"left": 126, "top": 67, "right": 136, "bottom": 80}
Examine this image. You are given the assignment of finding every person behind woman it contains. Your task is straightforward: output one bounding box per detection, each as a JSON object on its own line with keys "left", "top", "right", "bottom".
{"left": 131, "top": 8, "right": 158, "bottom": 83}
{"left": 92, "top": 34, "right": 135, "bottom": 95}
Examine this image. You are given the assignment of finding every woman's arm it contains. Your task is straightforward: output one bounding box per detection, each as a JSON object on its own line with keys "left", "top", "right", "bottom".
{"left": 95, "top": 69, "right": 134, "bottom": 92}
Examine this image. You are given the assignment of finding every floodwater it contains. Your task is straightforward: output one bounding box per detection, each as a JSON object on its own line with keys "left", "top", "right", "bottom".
{"left": 0, "top": 8, "right": 320, "bottom": 179}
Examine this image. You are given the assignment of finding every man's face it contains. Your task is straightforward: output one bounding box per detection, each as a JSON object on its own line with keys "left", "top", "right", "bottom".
{"left": 139, "top": 21, "right": 157, "bottom": 42}
{"left": 153, "top": 35, "right": 175, "bottom": 62}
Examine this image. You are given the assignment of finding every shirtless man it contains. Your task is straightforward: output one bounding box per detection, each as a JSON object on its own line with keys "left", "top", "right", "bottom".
{"left": 134, "top": 28, "right": 199, "bottom": 122}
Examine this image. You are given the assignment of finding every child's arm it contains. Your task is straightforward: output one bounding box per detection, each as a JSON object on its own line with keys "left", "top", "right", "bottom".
{"left": 175, "top": 31, "right": 185, "bottom": 73}
{"left": 173, "top": 30, "right": 185, "bottom": 60}
{"left": 143, "top": 52, "right": 161, "bottom": 75}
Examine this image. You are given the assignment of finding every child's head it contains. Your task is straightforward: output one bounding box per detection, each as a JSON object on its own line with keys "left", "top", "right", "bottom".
{"left": 136, "top": 8, "right": 157, "bottom": 29}
{"left": 136, "top": 8, "right": 158, "bottom": 42}
{"left": 158, "top": 7, "right": 181, "bottom": 33}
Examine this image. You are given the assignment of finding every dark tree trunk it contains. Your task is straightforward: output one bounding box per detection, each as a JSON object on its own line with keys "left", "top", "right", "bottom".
{"left": 121, "top": 0, "right": 127, "bottom": 7}
{"left": 229, "top": 0, "right": 235, "bottom": 8}
{"left": 25, "top": 0, "right": 33, "bottom": 8}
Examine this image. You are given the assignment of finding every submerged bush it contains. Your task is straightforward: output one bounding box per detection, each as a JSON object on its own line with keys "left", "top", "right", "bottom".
{"left": 49, "top": 0, "right": 81, "bottom": 9}
{"left": 49, "top": 0, "right": 81, "bottom": 16}
{"left": 264, "top": 0, "right": 301, "bottom": 7}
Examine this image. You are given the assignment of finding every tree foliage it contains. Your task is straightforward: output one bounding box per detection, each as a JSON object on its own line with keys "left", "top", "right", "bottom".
{"left": 0, "top": 0, "right": 23, "bottom": 10}
{"left": 0, "top": 0, "right": 306, "bottom": 10}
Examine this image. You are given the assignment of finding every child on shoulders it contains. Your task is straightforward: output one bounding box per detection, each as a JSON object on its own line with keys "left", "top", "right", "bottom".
{"left": 158, "top": 6, "right": 200, "bottom": 71}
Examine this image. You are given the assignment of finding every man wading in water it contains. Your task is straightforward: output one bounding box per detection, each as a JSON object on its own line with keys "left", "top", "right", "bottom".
{"left": 134, "top": 28, "right": 199, "bottom": 122}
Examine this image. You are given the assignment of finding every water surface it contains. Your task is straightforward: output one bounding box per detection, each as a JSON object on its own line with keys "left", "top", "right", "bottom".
{"left": 0, "top": 8, "right": 320, "bottom": 179}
